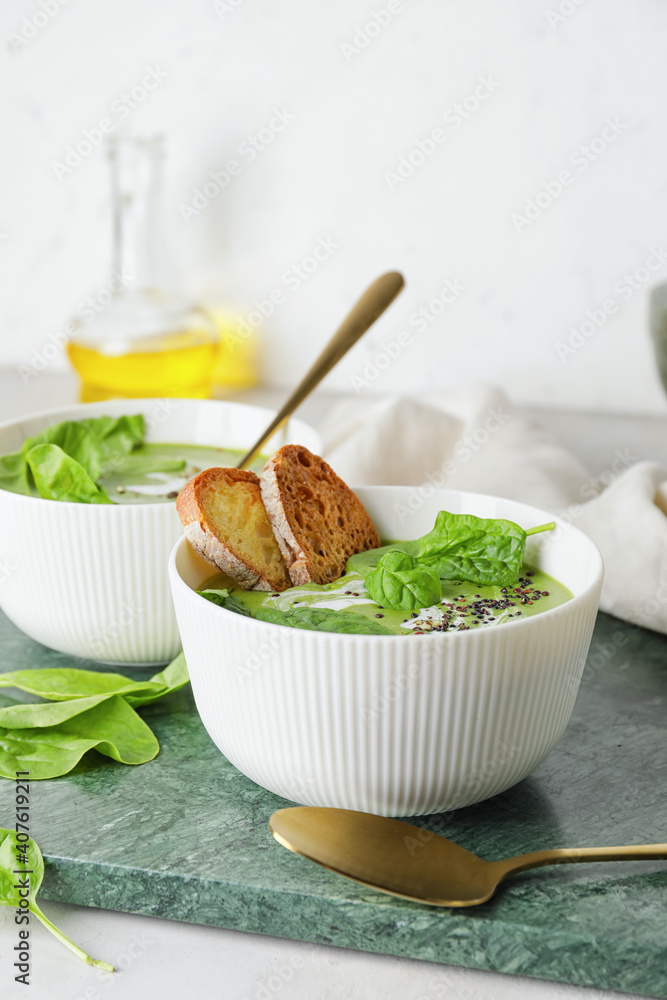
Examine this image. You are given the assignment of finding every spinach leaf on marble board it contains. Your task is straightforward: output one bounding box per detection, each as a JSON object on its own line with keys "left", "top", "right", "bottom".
{"left": 0, "top": 827, "right": 113, "bottom": 971}
{"left": 0, "top": 653, "right": 189, "bottom": 706}
{"left": 0, "top": 693, "right": 114, "bottom": 729}
{"left": 125, "top": 652, "right": 190, "bottom": 706}
{"left": 0, "top": 668, "right": 163, "bottom": 702}
{"left": 0, "top": 695, "right": 159, "bottom": 779}
{"left": 0, "top": 653, "right": 188, "bottom": 779}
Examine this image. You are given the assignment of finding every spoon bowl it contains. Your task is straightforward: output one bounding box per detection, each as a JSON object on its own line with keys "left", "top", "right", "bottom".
{"left": 270, "top": 807, "right": 667, "bottom": 907}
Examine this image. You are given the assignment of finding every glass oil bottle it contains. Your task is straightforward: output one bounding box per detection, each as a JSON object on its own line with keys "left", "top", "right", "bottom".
{"left": 67, "top": 135, "right": 217, "bottom": 401}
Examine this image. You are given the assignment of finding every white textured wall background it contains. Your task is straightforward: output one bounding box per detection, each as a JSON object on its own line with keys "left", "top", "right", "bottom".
{"left": 2, "top": 0, "right": 667, "bottom": 412}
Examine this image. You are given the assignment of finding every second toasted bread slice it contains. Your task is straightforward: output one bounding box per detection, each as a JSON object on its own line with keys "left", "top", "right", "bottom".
{"left": 176, "top": 467, "right": 290, "bottom": 592}
{"left": 260, "top": 445, "right": 381, "bottom": 585}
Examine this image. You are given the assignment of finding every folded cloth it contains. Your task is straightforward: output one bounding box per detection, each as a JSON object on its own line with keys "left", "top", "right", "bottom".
{"left": 320, "top": 385, "right": 667, "bottom": 635}
{"left": 321, "top": 385, "right": 592, "bottom": 508}
{"left": 570, "top": 461, "right": 667, "bottom": 634}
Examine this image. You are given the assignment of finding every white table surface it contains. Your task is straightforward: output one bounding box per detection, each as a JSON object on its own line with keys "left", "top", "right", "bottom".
{"left": 0, "top": 370, "right": 662, "bottom": 1000}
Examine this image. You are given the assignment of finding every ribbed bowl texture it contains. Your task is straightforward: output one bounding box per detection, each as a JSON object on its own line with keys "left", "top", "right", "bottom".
{"left": 169, "top": 487, "right": 603, "bottom": 816}
{"left": 0, "top": 398, "right": 320, "bottom": 665}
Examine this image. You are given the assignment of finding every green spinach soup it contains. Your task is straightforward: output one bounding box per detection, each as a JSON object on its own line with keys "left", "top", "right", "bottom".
{"left": 0, "top": 413, "right": 264, "bottom": 504}
{"left": 199, "top": 561, "right": 572, "bottom": 637}
{"left": 100, "top": 444, "right": 264, "bottom": 503}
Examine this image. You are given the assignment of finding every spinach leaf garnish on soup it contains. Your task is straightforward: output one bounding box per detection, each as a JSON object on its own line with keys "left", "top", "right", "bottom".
{"left": 0, "top": 414, "right": 264, "bottom": 504}
{"left": 199, "top": 512, "right": 569, "bottom": 638}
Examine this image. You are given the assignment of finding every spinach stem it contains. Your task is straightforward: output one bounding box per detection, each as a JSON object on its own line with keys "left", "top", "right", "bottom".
{"left": 31, "top": 903, "right": 114, "bottom": 972}
{"left": 525, "top": 521, "right": 555, "bottom": 536}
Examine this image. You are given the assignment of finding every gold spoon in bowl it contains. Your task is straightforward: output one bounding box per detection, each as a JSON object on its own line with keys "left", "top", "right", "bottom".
{"left": 269, "top": 807, "right": 667, "bottom": 907}
{"left": 236, "top": 271, "right": 405, "bottom": 469}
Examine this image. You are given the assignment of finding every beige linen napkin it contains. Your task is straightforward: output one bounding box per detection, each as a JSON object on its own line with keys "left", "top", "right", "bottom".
{"left": 569, "top": 461, "right": 667, "bottom": 634}
{"left": 319, "top": 385, "right": 667, "bottom": 635}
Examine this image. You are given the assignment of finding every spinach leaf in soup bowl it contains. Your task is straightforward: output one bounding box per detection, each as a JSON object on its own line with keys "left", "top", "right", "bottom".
{"left": 168, "top": 485, "right": 603, "bottom": 817}
{"left": 0, "top": 415, "right": 145, "bottom": 503}
{"left": 0, "top": 398, "right": 321, "bottom": 664}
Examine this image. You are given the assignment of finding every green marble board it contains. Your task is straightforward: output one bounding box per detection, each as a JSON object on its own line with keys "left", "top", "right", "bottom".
{"left": 0, "top": 611, "right": 665, "bottom": 997}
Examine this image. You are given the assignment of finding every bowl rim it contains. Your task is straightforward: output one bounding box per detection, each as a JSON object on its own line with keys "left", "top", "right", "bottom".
{"left": 168, "top": 485, "right": 604, "bottom": 644}
{"left": 0, "top": 397, "right": 321, "bottom": 511}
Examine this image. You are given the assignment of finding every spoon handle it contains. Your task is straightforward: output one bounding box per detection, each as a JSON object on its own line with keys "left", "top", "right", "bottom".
{"left": 500, "top": 842, "right": 667, "bottom": 878}
{"left": 236, "top": 271, "right": 405, "bottom": 469}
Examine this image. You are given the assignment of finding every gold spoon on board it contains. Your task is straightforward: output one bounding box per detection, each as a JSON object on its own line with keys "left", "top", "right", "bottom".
{"left": 236, "top": 271, "right": 405, "bottom": 469}
{"left": 269, "top": 807, "right": 667, "bottom": 907}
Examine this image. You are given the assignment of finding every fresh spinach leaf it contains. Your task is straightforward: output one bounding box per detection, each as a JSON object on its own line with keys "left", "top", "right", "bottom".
{"left": 125, "top": 652, "right": 190, "bottom": 707}
{"left": 104, "top": 453, "right": 187, "bottom": 478}
{"left": 405, "top": 511, "right": 554, "bottom": 587}
{"left": 0, "top": 668, "right": 164, "bottom": 702}
{"left": 26, "top": 415, "right": 144, "bottom": 480}
{"left": 345, "top": 544, "right": 406, "bottom": 578}
{"left": 365, "top": 550, "right": 442, "bottom": 611}
{"left": 26, "top": 444, "right": 113, "bottom": 504}
{"left": 0, "top": 652, "right": 188, "bottom": 778}
{"left": 0, "top": 693, "right": 113, "bottom": 729}
{"left": 198, "top": 589, "right": 253, "bottom": 617}
{"left": 0, "top": 695, "right": 159, "bottom": 779}
{"left": 255, "top": 606, "right": 392, "bottom": 635}
{"left": 24, "top": 422, "right": 104, "bottom": 480}
{"left": 0, "top": 451, "right": 32, "bottom": 494}
{"left": 0, "top": 654, "right": 189, "bottom": 706}
{"left": 81, "top": 414, "right": 145, "bottom": 466}
{"left": 0, "top": 827, "right": 113, "bottom": 970}
{"left": 350, "top": 513, "right": 555, "bottom": 589}
{"left": 0, "top": 413, "right": 146, "bottom": 501}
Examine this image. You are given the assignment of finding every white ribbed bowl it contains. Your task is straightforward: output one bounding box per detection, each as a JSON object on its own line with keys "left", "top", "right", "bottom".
{"left": 169, "top": 488, "right": 603, "bottom": 816}
{"left": 0, "top": 398, "right": 320, "bottom": 666}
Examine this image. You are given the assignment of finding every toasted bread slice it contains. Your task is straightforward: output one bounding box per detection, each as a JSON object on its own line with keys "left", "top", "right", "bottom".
{"left": 260, "top": 445, "right": 381, "bottom": 585}
{"left": 176, "top": 467, "right": 290, "bottom": 592}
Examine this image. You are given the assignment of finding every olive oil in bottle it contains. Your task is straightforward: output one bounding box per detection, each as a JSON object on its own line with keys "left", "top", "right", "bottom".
{"left": 67, "top": 135, "right": 217, "bottom": 401}
{"left": 210, "top": 309, "right": 259, "bottom": 390}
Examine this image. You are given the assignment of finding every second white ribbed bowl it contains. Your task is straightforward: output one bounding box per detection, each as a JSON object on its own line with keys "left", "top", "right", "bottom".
{"left": 0, "top": 398, "right": 320, "bottom": 665}
{"left": 169, "top": 488, "right": 603, "bottom": 816}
